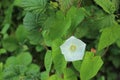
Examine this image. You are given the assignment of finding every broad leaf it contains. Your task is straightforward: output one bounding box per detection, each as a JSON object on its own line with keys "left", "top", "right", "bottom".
{"left": 59, "top": 0, "right": 73, "bottom": 12}
{"left": 80, "top": 52, "right": 103, "bottom": 80}
{"left": 43, "top": 11, "right": 71, "bottom": 45}
{"left": 94, "top": 0, "right": 115, "bottom": 14}
{"left": 52, "top": 39, "right": 67, "bottom": 74}
{"left": 112, "top": 0, "right": 119, "bottom": 10}
{"left": 72, "top": 61, "right": 82, "bottom": 72}
{"left": 22, "top": 0, "right": 47, "bottom": 13}
{"left": 116, "top": 38, "right": 120, "bottom": 48}
{"left": 98, "top": 24, "right": 120, "bottom": 50}
{"left": 66, "top": 7, "right": 85, "bottom": 34}
{"left": 28, "top": 30, "right": 43, "bottom": 45}
{"left": 23, "top": 12, "right": 43, "bottom": 45}
{"left": 23, "top": 12, "right": 38, "bottom": 31}
{"left": 63, "top": 68, "right": 77, "bottom": 80}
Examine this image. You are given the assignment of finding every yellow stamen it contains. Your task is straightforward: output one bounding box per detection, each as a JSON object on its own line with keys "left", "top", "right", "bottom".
{"left": 70, "top": 44, "right": 76, "bottom": 52}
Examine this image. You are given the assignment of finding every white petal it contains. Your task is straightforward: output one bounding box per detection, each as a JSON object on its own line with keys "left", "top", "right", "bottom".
{"left": 60, "top": 36, "right": 86, "bottom": 61}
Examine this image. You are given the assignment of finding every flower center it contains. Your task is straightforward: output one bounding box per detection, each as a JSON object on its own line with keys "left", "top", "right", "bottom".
{"left": 70, "top": 44, "right": 76, "bottom": 52}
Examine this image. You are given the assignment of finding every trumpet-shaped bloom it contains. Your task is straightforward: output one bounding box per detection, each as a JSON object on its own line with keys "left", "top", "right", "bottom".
{"left": 60, "top": 36, "right": 86, "bottom": 61}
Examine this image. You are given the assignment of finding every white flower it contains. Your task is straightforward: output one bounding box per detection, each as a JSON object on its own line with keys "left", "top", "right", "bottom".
{"left": 60, "top": 36, "right": 86, "bottom": 61}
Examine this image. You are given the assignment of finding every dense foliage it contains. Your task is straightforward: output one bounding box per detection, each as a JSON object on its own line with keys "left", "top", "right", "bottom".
{"left": 0, "top": 0, "right": 120, "bottom": 80}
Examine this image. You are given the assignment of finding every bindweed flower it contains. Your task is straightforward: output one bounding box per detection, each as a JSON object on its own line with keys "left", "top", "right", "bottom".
{"left": 60, "top": 36, "right": 86, "bottom": 61}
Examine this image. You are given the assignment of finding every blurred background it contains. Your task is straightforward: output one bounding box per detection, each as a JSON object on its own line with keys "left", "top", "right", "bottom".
{"left": 0, "top": 0, "right": 120, "bottom": 80}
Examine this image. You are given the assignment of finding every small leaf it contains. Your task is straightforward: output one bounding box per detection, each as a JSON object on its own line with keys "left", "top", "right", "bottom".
{"left": 1, "top": 24, "right": 10, "bottom": 34}
{"left": 16, "top": 52, "right": 32, "bottom": 66}
{"left": 16, "top": 25, "right": 28, "bottom": 42}
{"left": 27, "top": 64, "right": 40, "bottom": 74}
{"left": 0, "top": 63, "right": 3, "bottom": 73}
{"left": 0, "top": 48, "right": 7, "bottom": 55}
{"left": 3, "top": 5, "right": 13, "bottom": 24}
{"left": 0, "top": 63, "right": 3, "bottom": 80}
{"left": 45, "top": 50, "right": 52, "bottom": 72}
{"left": 40, "top": 71, "right": 49, "bottom": 80}
{"left": 5, "top": 56, "right": 17, "bottom": 67}
{"left": 2, "top": 37, "right": 19, "bottom": 52}
{"left": 98, "top": 25, "right": 120, "bottom": 50}
{"left": 36, "top": 45, "right": 44, "bottom": 52}
{"left": 80, "top": 52, "right": 103, "bottom": 80}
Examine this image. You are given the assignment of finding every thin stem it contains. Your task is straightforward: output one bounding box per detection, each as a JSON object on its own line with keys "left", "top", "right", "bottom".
{"left": 102, "top": 47, "right": 109, "bottom": 57}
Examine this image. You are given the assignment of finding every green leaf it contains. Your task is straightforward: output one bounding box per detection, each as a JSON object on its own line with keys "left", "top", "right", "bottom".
{"left": 116, "top": 38, "right": 120, "bottom": 48}
{"left": 1, "top": 24, "right": 10, "bottom": 34}
{"left": 48, "top": 74, "right": 62, "bottom": 80}
{"left": 0, "top": 63, "right": 3, "bottom": 73}
{"left": 0, "top": 48, "right": 7, "bottom": 55}
{"left": 43, "top": 11, "right": 71, "bottom": 45}
{"left": 98, "top": 25, "right": 120, "bottom": 50}
{"left": 75, "top": 25, "right": 89, "bottom": 38}
{"left": 109, "top": 56, "right": 120, "bottom": 68}
{"left": 44, "top": 50, "right": 52, "bottom": 72}
{"left": 72, "top": 61, "right": 82, "bottom": 72}
{"left": 63, "top": 68, "right": 77, "bottom": 80}
{"left": 66, "top": 7, "right": 85, "bottom": 33}
{"left": 16, "top": 25, "right": 28, "bottom": 43}
{"left": 40, "top": 71, "right": 49, "bottom": 80}
{"left": 23, "top": 12, "right": 43, "bottom": 45}
{"left": 36, "top": 45, "right": 44, "bottom": 52}
{"left": 13, "top": 0, "right": 22, "bottom": 7}
{"left": 59, "top": 0, "right": 73, "bottom": 12}
{"left": 28, "top": 30, "right": 43, "bottom": 45}
{"left": 112, "top": 0, "right": 119, "bottom": 10}
{"left": 27, "top": 64, "right": 40, "bottom": 74}
{"left": 16, "top": 52, "right": 32, "bottom": 66}
{"left": 94, "top": 14, "right": 116, "bottom": 28}
{"left": 52, "top": 38, "right": 67, "bottom": 74}
{"left": 94, "top": 0, "right": 115, "bottom": 14}
{"left": 22, "top": 0, "right": 47, "bottom": 13}
{"left": 80, "top": 52, "right": 103, "bottom": 80}
{"left": 5, "top": 56, "right": 17, "bottom": 67}
{"left": 23, "top": 12, "right": 38, "bottom": 31}
{"left": 0, "top": 63, "right": 3, "bottom": 80}
{"left": 2, "top": 37, "right": 19, "bottom": 52}
{"left": 3, "top": 5, "right": 13, "bottom": 24}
